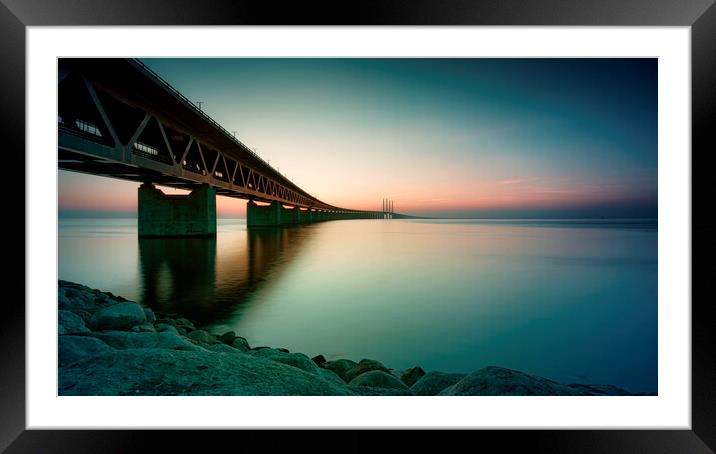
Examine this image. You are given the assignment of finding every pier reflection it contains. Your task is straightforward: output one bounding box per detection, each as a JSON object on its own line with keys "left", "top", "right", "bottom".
{"left": 138, "top": 225, "right": 315, "bottom": 326}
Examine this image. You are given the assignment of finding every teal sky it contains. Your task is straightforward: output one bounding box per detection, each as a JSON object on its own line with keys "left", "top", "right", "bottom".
{"left": 59, "top": 58, "right": 657, "bottom": 218}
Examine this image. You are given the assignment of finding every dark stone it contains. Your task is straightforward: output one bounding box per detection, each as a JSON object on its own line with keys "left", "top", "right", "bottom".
{"left": 217, "top": 331, "right": 236, "bottom": 345}
{"left": 312, "top": 354, "right": 327, "bottom": 366}
{"left": 58, "top": 335, "right": 114, "bottom": 367}
{"left": 58, "top": 310, "right": 91, "bottom": 335}
{"left": 344, "top": 359, "right": 390, "bottom": 383}
{"left": 321, "top": 359, "right": 358, "bottom": 382}
{"left": 58, "top": 348, "right": 354, "bottom": 396}
{"left": 438, "top": 366, "right": 586, "bottom": 396}
{"left": 232, "top": 337, "right": 250, "bottom": 352}
{"left": 89, "top": 302, "right": 147, "bottom": 331}
{"left": 143, "top": 308, "right": 156, "bottom": 324}
{"left": 186, "top": 330, "right": 216, "bottom": 345}
{"left": 277, "top": 348, "right": 290, "bottom": 353}
{"left": 156, "top": 324, "right": 179, "bottom": 335}
{"left": 400, "top": 366, "right": 426, "bottom": 387}
{"left": 348, "top": 370, "right": 412, "bottom": 392}
{"left": 411, "top": 372, "right": 467, "bottom": 396}
{"left": 92, "top": 330, "right": 199, "bottom": 351}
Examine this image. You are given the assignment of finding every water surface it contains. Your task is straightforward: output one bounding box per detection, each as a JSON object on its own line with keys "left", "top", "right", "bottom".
{"left": 58, "top": 217, "right": 657, "bottom": 393}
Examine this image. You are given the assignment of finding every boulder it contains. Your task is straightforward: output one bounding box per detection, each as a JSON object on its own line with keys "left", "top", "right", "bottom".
{"left": 58, "top": 335, "right": 114, "bottom": 367}
{"left": 217, "top": 331, "right": 236, "bottom": 345}
{"left": 92, "top": 330, "right": 199, "bottom": 351}
{"left": 59, "top": 348, "right": 354, "bottom": 396}
{"left": 400, "top": 366, "right": 426, "bottom": 387}
{"left": 311, "top": 354, "right": 327, "bottom": 366}
{"left": 318, "top": 368, "right": 344, "bottom": 384}
{"left": 321, "top": 359, "right": 358, "bottom": 382}
{"left": 155, "top": 324, "right": 179, "bottom": 335}
{"left": 231, "top": 337, "right": 250, "bottom": 352}
{"left": 411, "top": 372, "right": 467, "bottom": 396}
{"left": 156, "top": 318, "right": 177, "bottom": 327}
{"left": 348, "top": 370, "right": 412, "bottom": 392}
{"left": 143, "top": 308, "right": 156, "bottom": 324}
{"left": 186, "top": 330, "right": 216, "bottom": 345}
{"left": 251, "top": 349, "right": 321, "bottom": 375}
{"left": 129, "top": 323, "right": 156, "bottom": 333}
{"left": 438, "top": 366, "right": 585, "bottom": 396}
{"left": 344, "top": 359, "right": 390, "bottom": 383}
{"left": 348, "top": 385, "right": 414, "bottom": 396}
{"left": 58, "top": 288, "right": 103, "bottom": 314}
{"left": 58, "top": 310, "right": 90, "bottom": 335}
{"left": 206, "top": 343, "right": 241, "bottom": 354}
{"left": 90, "top": 302, "right": 146, "bottom": 331}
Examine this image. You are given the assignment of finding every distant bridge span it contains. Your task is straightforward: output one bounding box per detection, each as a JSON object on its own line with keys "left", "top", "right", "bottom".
{"left": 58, "top": 58, "right": 402, "bottom": 235}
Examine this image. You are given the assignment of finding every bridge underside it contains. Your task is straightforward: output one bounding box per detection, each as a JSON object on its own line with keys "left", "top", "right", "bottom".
{"left": 58, "top": 58, "right": 394, "bottom": 235}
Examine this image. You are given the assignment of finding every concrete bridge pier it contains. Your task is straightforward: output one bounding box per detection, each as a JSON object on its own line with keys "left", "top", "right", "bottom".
{"left": 138, "top": 183, "right": 217, "bottom": 237}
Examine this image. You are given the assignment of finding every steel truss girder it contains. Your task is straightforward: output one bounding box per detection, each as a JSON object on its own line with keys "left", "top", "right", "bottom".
{"left": 58, "top": 74, "right": 368, "bottom": 212}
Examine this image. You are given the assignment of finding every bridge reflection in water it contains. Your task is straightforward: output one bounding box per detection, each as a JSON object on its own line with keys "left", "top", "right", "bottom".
{"left": 138, "top": 225, "right": 315, "bottom": 326}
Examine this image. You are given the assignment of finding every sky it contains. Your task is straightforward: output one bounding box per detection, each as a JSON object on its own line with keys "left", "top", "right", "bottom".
{"left": 58, "top": 58, "right": 657, "bottom": 218}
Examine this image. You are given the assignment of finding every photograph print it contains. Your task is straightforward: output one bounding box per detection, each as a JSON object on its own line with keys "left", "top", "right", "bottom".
{"left": 57, "top": 57, "right": 657, "bottom": 397}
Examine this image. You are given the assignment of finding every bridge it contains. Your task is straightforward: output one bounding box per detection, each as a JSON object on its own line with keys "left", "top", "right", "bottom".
{"left": 58, "top": 58, "right": 406, "bottom": 236}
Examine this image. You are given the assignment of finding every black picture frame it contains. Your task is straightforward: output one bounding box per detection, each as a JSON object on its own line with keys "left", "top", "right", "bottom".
{"left": 3, "top": 0, "right": 713, "bottom": 452}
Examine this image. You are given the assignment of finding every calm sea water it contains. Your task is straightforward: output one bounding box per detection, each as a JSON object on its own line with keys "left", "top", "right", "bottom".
{"left": 58, "top": 217, "right": 657, "bottom": 393}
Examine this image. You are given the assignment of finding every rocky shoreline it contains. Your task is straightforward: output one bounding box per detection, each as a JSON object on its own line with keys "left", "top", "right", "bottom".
{"left": 58, "top": 280, "right": 644, "bottom": 396}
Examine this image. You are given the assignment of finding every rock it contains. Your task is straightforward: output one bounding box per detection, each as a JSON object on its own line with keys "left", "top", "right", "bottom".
{"left": 311, "top": 354, "right": 326, "bottom": 366}
{"left": 58, "top": 310, "right": 91, "bottom": 335}
{"left": 344, "top": 359, "right": 390, "bottom": 383}
{"left": 74, "top": 310, "right": 93, "bottom": 326}
{"left": 155, "top": 324, "right": 179, "bottom": 335}
{"left": 129, "top": 323, "right": 156, "bottom": 333}
{"left": 156, "top": 318, "right": 177, "bottom": 327}
{"left": 217, "top": 331, "right": 236, "bottom": 345}
{"left": 177, "top": 326, "right": 188, "bottom": 336}
{"left": 90, "top": 302, "right": 146, "bottom": 331}
{"left": 348, "top": 370, "right": 412, "bottom": 392}
{"left": 231, "top": 337, "right": 250, "bottom": 352}
{"left": 206, "top": 343, "right": 241, "bottom": 353}
{"left": 277, "top": 348, "right": 290, "bottom": 353}
{"left": 251, "top": 349, "right": 321, "bottom": 375}
{"left": 321, "top": 359, "right": 358, "bottom": 382}
{"left": 59, "top": 349, "right": 354, "bottom": 396}
{"left": 92, "top": 330, "right": 199, "bottom": 351}
{"left": 411, "top": 372, "right": 467, "bottom": 396}
{"left": 348, "top": 386, "right": 414, "bottom": 396}
{"left": 400, "top": 366, "right": 426, "bottom": 387}
{"left": 58, "top": 335, "right": 114, "bottom": 367}
{"left": 318, "top": 368, "right": 344, "bottom": 384}
{"left": 186, "top": 330, "right": 216, "bottom": 345}
{"left": 58, "top": 289, "right": 103, "bottom": 314}
{"left": 143, "top": 308, "right": 156, "bottom": 324}
{"left": 175, "top": 318, "right": 196, "bottom": 331}
{"left": 566, "top": 384, "right": 633, "bottom": 396}
{"left": 438, "top": 366, "right": 586, "bottom": 396}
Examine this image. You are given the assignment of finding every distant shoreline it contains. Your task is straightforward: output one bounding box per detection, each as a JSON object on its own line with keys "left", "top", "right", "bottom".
{"left": 58, "top": 280, "right": 653, "bottom": 396}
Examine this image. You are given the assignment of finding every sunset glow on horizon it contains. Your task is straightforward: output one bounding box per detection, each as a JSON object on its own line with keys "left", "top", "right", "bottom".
{"left": 59, "top": 58, "right": 657, "bottom": 219}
